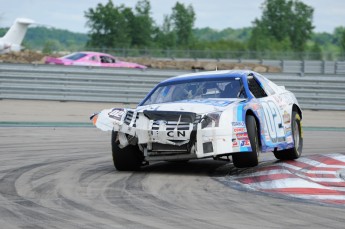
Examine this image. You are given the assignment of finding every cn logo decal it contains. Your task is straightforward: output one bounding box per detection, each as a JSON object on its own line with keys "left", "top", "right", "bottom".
{"left": 167, "top": 131, "right": 186, "bottom": 138}
{"left": 261, "top": 101, "right": 285, "bottom": 143}
{"left": 108, "top": 109, "right": 125, "bottom": 120}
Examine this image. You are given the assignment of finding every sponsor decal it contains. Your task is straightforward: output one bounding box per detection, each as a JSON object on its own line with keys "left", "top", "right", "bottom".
{"left": 233, "top": 127, "right": 246, "bottom": 133}
{"left": 240, "top": 139, "right": 250, "bottom": 147}
{"left": 265, "top": 135, "right": 271, "bottom": 142}
{"left": 286, "top": 135, "right": 293, "bottom": 142}
{"left": 232, "top": 121, "right": 245, "bottom": 127}
{"left": 283, "top": 111, "right": 290, "bottom": 124}
{"left": 167, "top": 130, "right": 186, "bottom": 138}
{"left": 232, "top": 139, "right": 239, "bottom": 147}
{"left": 236, "top": 133, "right": 248, "bottom": 140}
{"left": 108, "top": 108, "right": 125, "bottom": 120}
{"left": 285, "top": 127, "right": 291, "bottom": 133}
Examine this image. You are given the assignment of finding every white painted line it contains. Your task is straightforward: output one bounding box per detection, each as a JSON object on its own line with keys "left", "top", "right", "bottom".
{"left": 288, "top": 194, "right": 345, "bottom": 200}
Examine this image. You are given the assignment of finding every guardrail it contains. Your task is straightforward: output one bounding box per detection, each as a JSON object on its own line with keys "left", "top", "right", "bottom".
{"left": 269, "top": 60, "right": 345, "bottom": 74}
{"left": 1, "top": 63, "right": 345, "bottom": 110}
{"left": 186, "top": 59, "right": 345, "bottom": 74}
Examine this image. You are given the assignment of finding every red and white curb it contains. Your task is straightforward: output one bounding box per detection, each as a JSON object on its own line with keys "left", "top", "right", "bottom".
{"left": 230, "top": 153, "right": 345, "bottom": 206}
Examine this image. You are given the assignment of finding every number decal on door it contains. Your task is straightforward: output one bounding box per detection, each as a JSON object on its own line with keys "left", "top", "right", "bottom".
{"left": 261, "top": 101, "right": 285, "bottom": 143}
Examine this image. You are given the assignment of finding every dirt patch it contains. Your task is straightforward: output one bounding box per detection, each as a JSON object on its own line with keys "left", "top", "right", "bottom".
{"left": 0, "top": 50, "right": 47, "bottom": 64}
{"left": 126, "top": 57, "right": 281, "bottom": 73}
{"left": 0, "top": 50, "right": 281, "bottom": 73}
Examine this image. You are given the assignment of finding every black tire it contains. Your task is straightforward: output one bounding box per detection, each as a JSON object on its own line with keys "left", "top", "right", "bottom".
{"left": 232, "top": 115, "right": 261, "bottom": 168}
{"left": 274, "top": 111, "right": 303, "bottom": 160}
{"left": 111, "top": 131, "right": 143, "bottom": 171}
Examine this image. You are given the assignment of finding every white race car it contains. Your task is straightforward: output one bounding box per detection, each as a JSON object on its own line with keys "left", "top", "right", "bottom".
{"left": 91, "top": 70, "right": 303, "bottom": 170}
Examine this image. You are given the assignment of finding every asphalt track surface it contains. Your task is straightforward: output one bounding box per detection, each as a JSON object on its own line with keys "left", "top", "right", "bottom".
{"left": 1, "top": 100, "right": 345, "bottom": 228}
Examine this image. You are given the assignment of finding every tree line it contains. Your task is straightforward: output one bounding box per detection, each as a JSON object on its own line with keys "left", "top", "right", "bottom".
{"left": 83, "top": 0, "right": 345, "bottom": 59}
{"left": 84, "top": 0, "right": 196, "bottom": 49}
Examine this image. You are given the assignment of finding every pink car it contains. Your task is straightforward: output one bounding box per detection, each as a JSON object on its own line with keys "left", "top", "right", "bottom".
{"left": 45, "top": 51, "right": 147, "bottom": 69}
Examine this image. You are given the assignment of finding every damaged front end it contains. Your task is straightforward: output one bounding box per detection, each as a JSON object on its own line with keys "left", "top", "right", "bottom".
{"left": 91, "top": 106, "right": 235, "bottom": 161}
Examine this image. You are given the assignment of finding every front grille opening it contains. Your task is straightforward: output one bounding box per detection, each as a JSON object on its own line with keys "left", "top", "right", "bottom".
{"left": 144, "top": 110, "right": 202, "bottom": 131}
{"left": 144, "top": 110, "right": 196, "bottom": 122}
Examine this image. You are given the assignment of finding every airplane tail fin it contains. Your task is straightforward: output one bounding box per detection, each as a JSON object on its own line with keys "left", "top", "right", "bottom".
{"left": 2, "top": 18, "right": 35, "bottom": 46}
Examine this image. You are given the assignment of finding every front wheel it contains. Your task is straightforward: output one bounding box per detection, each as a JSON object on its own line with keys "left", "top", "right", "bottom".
{"left": 274, "top": 111, "right": 303, "bottom": 160}
{"left": 232, "top": 115, "right": 261, "bottom": 168}
{"left": 111, "top": 131, "right": 143, "bottom": 171}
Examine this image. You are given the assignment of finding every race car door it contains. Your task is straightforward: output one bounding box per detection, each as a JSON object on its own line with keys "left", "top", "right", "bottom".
{"left": 247, "top": 75, "right": 286, "bottom": 148}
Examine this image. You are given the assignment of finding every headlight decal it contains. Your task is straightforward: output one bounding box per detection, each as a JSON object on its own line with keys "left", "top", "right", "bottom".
{"left": 201, "top": 112, "right": 222, "bottom": 128}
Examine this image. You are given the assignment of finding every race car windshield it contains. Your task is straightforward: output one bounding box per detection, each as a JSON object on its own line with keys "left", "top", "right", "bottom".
{"left": 63, "top": 52, "right": 87, "bottom": 60}
{"left": 142, "top": 78, "right": 244, "bottom": 105}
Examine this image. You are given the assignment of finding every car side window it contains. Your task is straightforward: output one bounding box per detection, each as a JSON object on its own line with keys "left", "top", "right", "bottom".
{"left": 263, "top": 83, "right": 275, "bottom": 95}
{"left": 108, "top": 57, "right": 116, "bottom": 63}
{"left": 253, "top": 73, "right": 275, "bottom": 95}
{"left": 100, "top": 56, "right": 107, "bottom": 63}
{"left": 100, "top": 56, "right": 115, "bottom": 63}
{"left": 248, "top": 77, "right": 267, "bottom": 98}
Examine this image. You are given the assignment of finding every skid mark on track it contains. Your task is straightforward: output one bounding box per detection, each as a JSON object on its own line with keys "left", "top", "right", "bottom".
{"left": 220, "top": 153, "right": 345, "bottom": 207}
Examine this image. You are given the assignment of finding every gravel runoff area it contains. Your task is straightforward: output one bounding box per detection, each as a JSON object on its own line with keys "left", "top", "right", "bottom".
{"left": 0, "top": 99, "right": 345, "bottom": 128}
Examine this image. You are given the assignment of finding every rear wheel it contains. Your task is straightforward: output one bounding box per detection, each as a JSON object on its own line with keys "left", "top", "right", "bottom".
{"left": 111, "top": 131, "right": 143, "bottom": 171}
{"left": 274, "top": 111, "right": 303, "bottom": 160}
{"left": 232, "top": 115, "right": 261, "bottom": 168}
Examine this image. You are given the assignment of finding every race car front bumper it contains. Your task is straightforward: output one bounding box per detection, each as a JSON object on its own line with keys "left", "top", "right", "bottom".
{"left": 116, "top": 111, "right": 237, "bottom": 160}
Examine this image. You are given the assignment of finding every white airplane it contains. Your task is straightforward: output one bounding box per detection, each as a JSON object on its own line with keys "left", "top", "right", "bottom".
{"left": 0, "top": 18, "right": 35, "bottom": 53}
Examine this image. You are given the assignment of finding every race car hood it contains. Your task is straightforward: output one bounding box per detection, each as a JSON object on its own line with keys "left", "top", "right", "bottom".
{"left": 137, "top": 98, "right": 245, "bottom": 114}
{"left": 91, "top": 98, "right": 246, "bottom": 132}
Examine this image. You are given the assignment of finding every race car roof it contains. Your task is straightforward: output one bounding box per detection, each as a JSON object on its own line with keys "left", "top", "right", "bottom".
{"left": 161, "top": 70, "right": 255, "bottom": 85}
